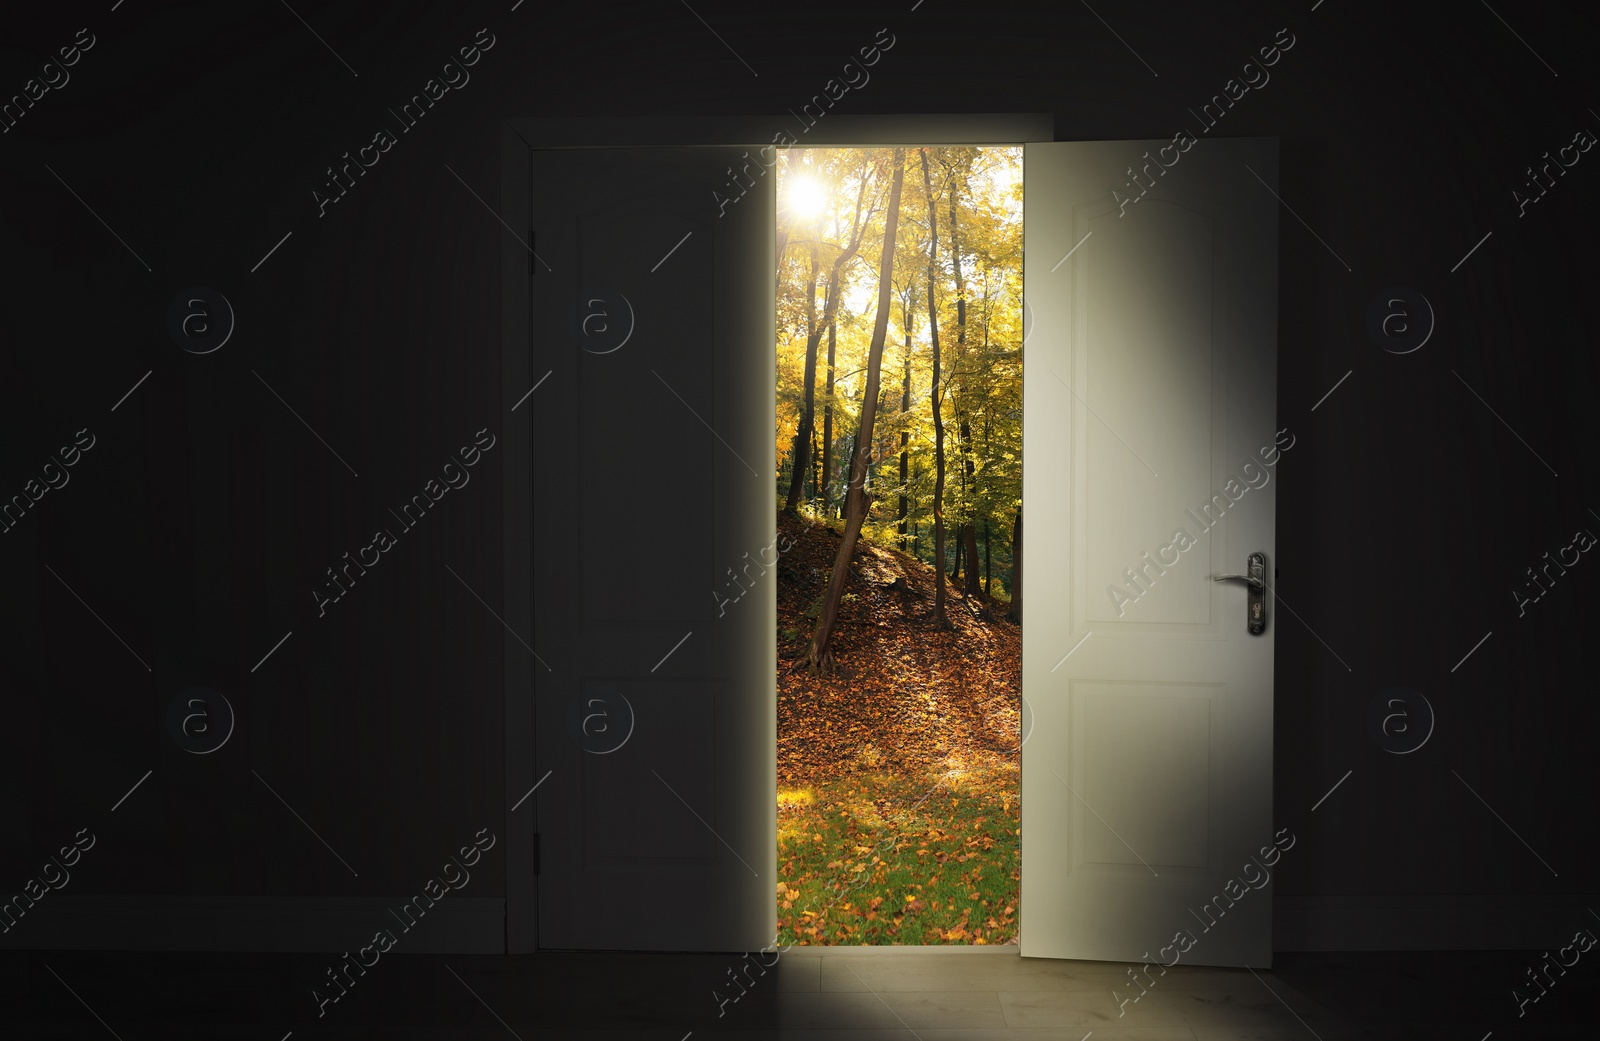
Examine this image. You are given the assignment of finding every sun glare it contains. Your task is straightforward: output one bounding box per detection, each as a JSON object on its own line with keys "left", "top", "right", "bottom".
{"left": 786, "top": 176, "right": 826, "bottom": 220}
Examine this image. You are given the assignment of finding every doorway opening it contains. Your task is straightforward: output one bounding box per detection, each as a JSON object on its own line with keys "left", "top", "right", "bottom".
{"left": 773, "top": 145, "right": 1024, "bottom": 945}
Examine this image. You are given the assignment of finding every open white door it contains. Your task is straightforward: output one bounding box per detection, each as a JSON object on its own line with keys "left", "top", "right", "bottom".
{"left": 530, "top": 147, "right": 776, "bottom": 951}
{"left": 1020, "top": 138, "right": 1281, "bottom": 968}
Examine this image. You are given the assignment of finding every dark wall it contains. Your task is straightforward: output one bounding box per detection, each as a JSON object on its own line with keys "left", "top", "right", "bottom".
{"left": 1, "top": 0, "right": 1595, "bottom": 921}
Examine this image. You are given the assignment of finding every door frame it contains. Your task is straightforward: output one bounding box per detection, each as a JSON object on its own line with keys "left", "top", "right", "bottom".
{"left": 501, "top": 114, "right": 1054, "bottom": 952}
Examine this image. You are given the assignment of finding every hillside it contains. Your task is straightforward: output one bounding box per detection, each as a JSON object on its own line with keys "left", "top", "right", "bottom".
{"left": 775, "top": 509, "right": 1022, "bottom": 781}
{"left": 773, "top": 510, "right": 1023, "bottom": 944}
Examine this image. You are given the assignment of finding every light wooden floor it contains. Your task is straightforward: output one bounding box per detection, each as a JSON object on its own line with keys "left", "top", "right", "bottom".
{"left": 1, "top": 946, "right": 1590, "bottom": 1039}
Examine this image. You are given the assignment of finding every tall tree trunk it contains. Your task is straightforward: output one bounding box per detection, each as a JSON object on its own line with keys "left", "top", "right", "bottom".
{"left": 983, "top": 413, "right": 993, "bottom": 597}
{"left": 947, "top": 165, "right": 982, "bottom": 598}
{"left": 984, "top": 518, "right": 992, "bottom": 596}
{"left": 838, "top": 433, "right": 853, "bottom": 519}
{"left": 953, "top": 524, "right": 979, "bottom": 598}
{"left": 953, "top": 393, "right": 969, "bottom": 576}
{"left": 811, "top": 425, "right": 822, "bottom": 502}
{"left": 1006, "top": 509, "right": 1022, "bottom": 623}
{"left": 783, "top": 163, "right": 872, "bottom": 514}
{"left": 783, "top": 258, "right": 821, "bottom": 512}
{"left": 805, "top": 149, "right": 906, "bottom": 672}
{"left": 821, "top": 309, "right": 837, "bottom": 513}
{"left": 920, "top": 148, "right": 951, "bottom": 629}
{"left": 898, "top": 332, "right": 910, "bottom": 551}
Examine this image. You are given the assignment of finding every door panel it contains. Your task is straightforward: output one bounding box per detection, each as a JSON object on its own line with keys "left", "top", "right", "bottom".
{"left": 531, "top": 147, "right": 775, "bottom": 952}
{"left": 574, "top": 202, "right": 717, "bottom": 624}
{"left": 1021, "top": 138, "right": 1280, "bottom": 967}
{"left": 1070, "top": 681, "right": 1220, "bottom": 875}
{"left": 1079, "top": 200, "right": 1216, "bottom": 627}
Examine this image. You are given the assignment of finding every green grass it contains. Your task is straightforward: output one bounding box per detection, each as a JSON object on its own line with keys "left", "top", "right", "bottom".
{"left": 776, "top": 763, "right": 1019, "bottom": 945}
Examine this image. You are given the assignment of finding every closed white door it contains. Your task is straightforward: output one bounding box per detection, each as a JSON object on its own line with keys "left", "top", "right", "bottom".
{"left": 1020, "top": 138, "right": 1282, "bottom": 968}
{"left": 530, "top": 146, "right": 776, "bottom": 951}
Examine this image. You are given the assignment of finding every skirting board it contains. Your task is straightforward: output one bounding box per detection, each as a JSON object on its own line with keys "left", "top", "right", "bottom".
{"left": 0, "top": 896, "right": 504, "bottom": 953}
{"left": 1276, "top": 895, "right": 1600, "bottom": 951}
{"left": 6, "top": 895, "right": 1588, "bottom": 953}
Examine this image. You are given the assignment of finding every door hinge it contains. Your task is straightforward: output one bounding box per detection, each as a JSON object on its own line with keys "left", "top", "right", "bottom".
{"left": 532, "top": 832, "right": 541, "bottom": 874}
{"left": 529, "top": 231, "right": 536, "bottom": 276}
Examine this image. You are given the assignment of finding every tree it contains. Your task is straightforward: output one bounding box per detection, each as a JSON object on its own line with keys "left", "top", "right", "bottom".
{"left": 784, "top": 157, "right": 873, "bottom": 514}
{"left": 821, "top": 304, "right": 838, "bottom": 514}
{"left": 804, "top": 148, "right": 906, "bottom": 673}
{"left": 945, "top": 154, "right": 984, "bottom": 599}
{"left": 898, "top": 316, "right": 913, "bottom": 550}
{"left": 1006, "top": 509, "right": 1022, "bottom": 623}
{"left": 888, "top": 237, "right": 924, "bottom": 554}
{"left": 920, "top": 147, "right": 953, "bottom": 630}
{"left": 784, "top": 252, "right": 819, "bottom": 507}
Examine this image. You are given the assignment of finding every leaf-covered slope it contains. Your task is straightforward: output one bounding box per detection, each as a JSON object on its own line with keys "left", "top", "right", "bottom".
{"left": 776, "top": 510, "right": 1021, "bottom": 784}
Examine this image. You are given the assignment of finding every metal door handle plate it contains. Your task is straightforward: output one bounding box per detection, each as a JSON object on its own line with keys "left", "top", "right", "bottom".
{"left": 1212, "top": 552, "right": 1267, "bottom": 635}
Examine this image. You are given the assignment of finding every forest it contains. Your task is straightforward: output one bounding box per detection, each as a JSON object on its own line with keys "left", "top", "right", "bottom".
{"left": 772, "top": 147, "right": 1024, "bottom": 945}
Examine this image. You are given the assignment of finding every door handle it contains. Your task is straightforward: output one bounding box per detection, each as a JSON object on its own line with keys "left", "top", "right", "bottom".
{"left": 1212, "top": 552, "right": 1266, "bottom": 635}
